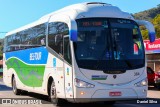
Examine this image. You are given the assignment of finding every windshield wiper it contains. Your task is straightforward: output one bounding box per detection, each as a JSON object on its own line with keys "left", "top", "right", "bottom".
{"left": 119, "top": 53, "right": 132, "bottom": 68}
{"left": 95, "top": 45, "right": 111, "bottom": 69}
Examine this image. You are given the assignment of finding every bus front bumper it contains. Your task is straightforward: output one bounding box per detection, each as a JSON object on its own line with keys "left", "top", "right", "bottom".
{"left": 73, "top": 87, "right": 147, "bottom": 103}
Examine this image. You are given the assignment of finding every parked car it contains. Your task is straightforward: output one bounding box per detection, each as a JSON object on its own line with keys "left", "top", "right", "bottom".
{"left": 147, "top": 67, "right": 156, "bottom": 87}
{"left": 155, "top": 71, "right": 160, "bottom": 89}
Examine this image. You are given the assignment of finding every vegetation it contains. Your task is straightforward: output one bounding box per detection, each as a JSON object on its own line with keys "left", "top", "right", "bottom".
{"left": 134, "top": 5, "right": 160, "bottom": 39}
{"left": 0, "top": 39, "right": 3, "bottom": 60}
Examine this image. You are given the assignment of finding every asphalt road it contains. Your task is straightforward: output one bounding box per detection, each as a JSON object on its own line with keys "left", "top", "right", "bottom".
{"left": 0, "top": 78, "right": 160, "bottom": 107}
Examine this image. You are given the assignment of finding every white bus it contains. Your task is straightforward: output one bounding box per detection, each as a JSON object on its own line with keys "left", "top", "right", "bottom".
{"left": 3, "top": 2, "right": 156, "bottom": 105}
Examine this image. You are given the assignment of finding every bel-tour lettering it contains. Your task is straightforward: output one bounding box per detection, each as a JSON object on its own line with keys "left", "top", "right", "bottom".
{"left": 30, "top": 52, "right": 42, "bottom": 60}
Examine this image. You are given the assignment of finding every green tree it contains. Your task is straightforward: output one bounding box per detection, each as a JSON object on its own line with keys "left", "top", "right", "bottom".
{"left": 140, "top": 26, "right": 148, "bottom": 40}
{"left": 139, "top": 14, "right": 160, "bottom": 40}
{"left": 152, "top": 14, "right": 160, "bottom": 38}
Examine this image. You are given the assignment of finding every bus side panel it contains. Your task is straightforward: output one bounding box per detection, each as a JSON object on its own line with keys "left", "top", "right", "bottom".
{"left": 4, "top": 47, "right": 48, "bottom": 92}
{"left": 3, "top": 53, "right": 13, "bottom": 87}
{"left": 45, "top": 51, "right": 66, "bottom": 98}
{"left": 64, "top": 63, "right": 73, "bottom": 99}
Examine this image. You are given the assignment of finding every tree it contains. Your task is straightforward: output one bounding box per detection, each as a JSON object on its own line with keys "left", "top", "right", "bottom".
{"left": 152, "top": 14, "right": 160, "bottom": 38}
{"left": 139, "top": 14, "right": 160, "bottom": 40}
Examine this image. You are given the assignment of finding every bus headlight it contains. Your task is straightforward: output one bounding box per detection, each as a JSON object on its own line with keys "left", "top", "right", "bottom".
{"left": 135, "top": 78, "right": 148, "bottom": 87}
{"left": 75, "top": 78, "right": 95, "bottom": 88}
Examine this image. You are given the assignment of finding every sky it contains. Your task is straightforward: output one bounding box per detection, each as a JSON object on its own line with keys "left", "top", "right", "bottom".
{"left": 0, "top": 0, "right": 160, "bottom": 38}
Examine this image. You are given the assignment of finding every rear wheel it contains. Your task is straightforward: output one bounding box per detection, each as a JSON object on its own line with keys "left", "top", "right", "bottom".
{"left": 12, "top": 76, "right": 21, "bottom": 95}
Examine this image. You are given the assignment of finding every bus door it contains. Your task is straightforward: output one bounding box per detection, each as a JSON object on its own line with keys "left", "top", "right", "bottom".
{"left": 63, "top": 35, "right": 74, "bottom": 99}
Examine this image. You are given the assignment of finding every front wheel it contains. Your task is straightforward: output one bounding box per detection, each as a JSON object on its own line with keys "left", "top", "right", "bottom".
{"left": 12, "top": 77, "right": 21, "bottom": 95}
{"left": 49, "top": 80, "right": 65, "bottom": 105}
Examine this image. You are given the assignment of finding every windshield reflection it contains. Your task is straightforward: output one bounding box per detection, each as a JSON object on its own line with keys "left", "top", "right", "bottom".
{"left": 74, "top": 18, "right": 145, "bottom": 71}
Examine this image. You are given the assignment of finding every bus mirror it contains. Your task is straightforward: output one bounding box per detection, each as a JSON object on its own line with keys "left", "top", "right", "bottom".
{"left": 70, "top": 30, "right": 77, "bottom": 41}
{"left": 149, "top": 32, "right": 156, "bottom": 43}
{"left": 135, "top": 20, "right": 156, "bottom": 43}
{"left": 70, "top": 20, "right": 78, "bottom": 42}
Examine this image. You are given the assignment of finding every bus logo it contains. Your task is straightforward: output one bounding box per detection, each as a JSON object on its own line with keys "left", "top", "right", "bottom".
{"left": 113, "top": 75, "right": 117, "bottom": 79}
{"left": 92, "top": 75, "right": 108, "bottom": 80}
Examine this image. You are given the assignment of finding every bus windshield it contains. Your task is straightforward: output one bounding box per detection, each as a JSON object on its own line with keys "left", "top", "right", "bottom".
{"left": 74, "top": 18, "right": 145, "bottom": 71}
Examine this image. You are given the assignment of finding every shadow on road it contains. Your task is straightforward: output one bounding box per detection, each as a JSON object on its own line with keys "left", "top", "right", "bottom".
{"left": 18, "top": 92, "right": 126, "bottom": 106}
{"left": 18, "top": 92, "right": 160, "bottom": 107}
{"left": 0, "top": 84, "right": 12, "bottom": 91}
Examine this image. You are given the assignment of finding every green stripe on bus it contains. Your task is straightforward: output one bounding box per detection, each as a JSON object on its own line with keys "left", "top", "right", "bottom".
{"left": 6, "top": 58, "right": 45, "bottom": 87}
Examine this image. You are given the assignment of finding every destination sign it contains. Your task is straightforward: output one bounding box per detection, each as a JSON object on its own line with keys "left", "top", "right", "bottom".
{"left": 78, "top": 20, "right": 108, "bottom": 27}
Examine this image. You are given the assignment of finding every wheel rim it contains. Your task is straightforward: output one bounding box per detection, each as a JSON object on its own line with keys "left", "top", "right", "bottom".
{"left": 13, "top": 78, "right": 16, "bottom": 93}
{"left": 50, "top": 82, "right": 56, "bottom": 100}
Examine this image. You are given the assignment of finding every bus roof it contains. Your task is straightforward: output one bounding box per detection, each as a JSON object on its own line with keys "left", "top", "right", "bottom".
{"left": 5, "top": 2, "right": 134, "bottom": 37}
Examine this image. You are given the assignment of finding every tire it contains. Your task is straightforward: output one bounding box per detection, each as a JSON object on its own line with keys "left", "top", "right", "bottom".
{"left": 12, "top": 77, "right": 21, "bottom": 95}
{"left": 156, "top": 84, "right": 160, "bottom": 90}
{"left": 49, "top": 80, "right": 65, "bottom": 105}
{"left": 154, "top": 84, "right": 157, "bottom": 88}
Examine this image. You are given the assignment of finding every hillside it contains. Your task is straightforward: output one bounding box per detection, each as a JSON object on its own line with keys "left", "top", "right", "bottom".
{"left": 134, "top": 5, "right": 160, "bottom": 39}
{"left": 134, "top": 5, "right": 160, "bottom": 21}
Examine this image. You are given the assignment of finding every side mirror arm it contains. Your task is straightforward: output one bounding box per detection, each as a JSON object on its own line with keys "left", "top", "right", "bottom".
{"left": 135, "top": 20, "right": 156, "bottom": 43}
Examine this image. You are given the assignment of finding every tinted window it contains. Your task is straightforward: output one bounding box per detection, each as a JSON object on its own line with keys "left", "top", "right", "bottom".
{"left": 48, "top": 22, "right": 69, "bottom": 56}
{"left": 74, "top": 18, "right": 145, "bottom": 71}
{"left": 4, "top": 23, "right": 46, "bottom": 52}
{"left": 64, "top": 36, "right": 72, "bottom": 65}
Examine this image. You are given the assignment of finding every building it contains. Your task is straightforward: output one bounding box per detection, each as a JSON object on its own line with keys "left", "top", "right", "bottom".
{"left": 144, "top": 39, "right": 160, "bottom": 72}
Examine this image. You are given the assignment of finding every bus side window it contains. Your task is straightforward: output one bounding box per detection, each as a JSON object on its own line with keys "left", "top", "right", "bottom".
{"left": 48, "top": 22, "right": 60, "bottom": 54}
{"left": 64, "top": 36, "right": 72, "bottom": 65}
{"left": 48, "top": 22, "right": 69, "bottom": 57}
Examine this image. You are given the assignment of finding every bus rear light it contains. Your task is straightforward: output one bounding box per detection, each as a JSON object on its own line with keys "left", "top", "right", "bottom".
{"left": 75, "top": 78, "right": 95, "bottom": 88}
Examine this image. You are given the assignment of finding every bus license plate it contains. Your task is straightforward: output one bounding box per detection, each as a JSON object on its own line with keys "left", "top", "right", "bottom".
{"left": 109, "top": 92, "right": 122, "bottom": 96}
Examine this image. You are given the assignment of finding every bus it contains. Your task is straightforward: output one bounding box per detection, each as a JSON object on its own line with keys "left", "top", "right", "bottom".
{"left": 3, "top": 2, "right": 156, "bottom": 105}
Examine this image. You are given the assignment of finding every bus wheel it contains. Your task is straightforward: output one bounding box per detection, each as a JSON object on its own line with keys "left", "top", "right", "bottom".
{"left": 12, "top": 77, "right": 21, "bottom": 95}
{"left": 49, "top": 80, "right": 64, "bottom": 105}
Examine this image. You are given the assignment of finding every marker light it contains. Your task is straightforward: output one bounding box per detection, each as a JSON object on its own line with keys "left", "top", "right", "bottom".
{"left": 80, "top": 91, "right": 85, "bottom": 95}
{"left": 75, "top": 78, "right": 95, "bottom": 88}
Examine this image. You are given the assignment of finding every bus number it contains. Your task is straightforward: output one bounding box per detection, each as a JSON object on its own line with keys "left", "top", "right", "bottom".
{"left": 134, "top": 72, "right": 140, "bottom": 76}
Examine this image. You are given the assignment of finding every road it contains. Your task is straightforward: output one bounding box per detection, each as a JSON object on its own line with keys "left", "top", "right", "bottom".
{"left": 0, "top": 78, "right": 160, "bottom": 107}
